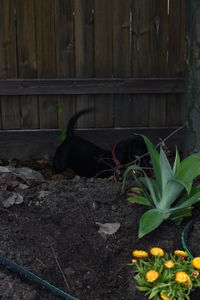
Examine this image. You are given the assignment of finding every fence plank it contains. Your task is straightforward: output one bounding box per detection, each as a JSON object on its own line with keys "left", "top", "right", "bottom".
{"left": 94, "top": 0, "right": 113, "bottom": 127}
{"left": 0, "top": 0, "right": 20, "bottom": 129}
{"left": 167, "top": 0, "right": 186, "bottom": 126}
{"left": 0, "top": 78, "right": 185, "bottom": 95}
{"left": 16, "top": 0, "right": 38, "bottom": 129}
{"left": 113, "top": 0, "right": 132, "bottom": 127}
{"left": 55, "top": 0, "right": 75, "bottom": 130}
{"left": 131, "top": 0, "right": 150, "bottom": 126}
{"left": 148, "top": 0, "right": 168, "bottom": 127}
{"left": 75, "top": 0, "right": 94, "bottom": 128}
{"left": 35, "top": 0, "right": 57, "bottom": 129}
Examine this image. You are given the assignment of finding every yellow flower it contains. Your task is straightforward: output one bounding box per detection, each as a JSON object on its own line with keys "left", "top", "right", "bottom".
{"left": 175, "top": 271, "right": 190, "bottom": 284}
{"left": 160, "top": 293, "right": 170, "bottom": 300}
{"left": 174, "top": 250, "right": 188, "bottom": 258}
{"left": 192, "top": 257, "right": 200, "bottom": 269}
{"left": 132, "top": 250, "right": 148, "bottom": 258}
{"left": 145, "top": 270, "right": 159, "bottom": 282}
{"left": 150, "top": 247, "right": 164, "bottom": 257}
{"left": 164, "top": 260, "right": 175, "bottom": 269}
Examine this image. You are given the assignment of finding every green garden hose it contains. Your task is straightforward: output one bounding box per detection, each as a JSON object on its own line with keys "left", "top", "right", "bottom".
{"left": 0, "top": 255, "right": 80, "bottom": 300}
{"left": 181, "top": 216, "right": 200, "bottom": 259}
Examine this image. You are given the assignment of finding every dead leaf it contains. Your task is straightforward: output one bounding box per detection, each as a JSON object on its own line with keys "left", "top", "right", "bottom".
{"left": 96, "top": 222, "right": 120, "bottom": 235}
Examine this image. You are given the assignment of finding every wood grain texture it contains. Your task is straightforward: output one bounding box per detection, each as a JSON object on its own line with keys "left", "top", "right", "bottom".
{"left": 0, "top": 0, "right": 20, "bottom": 129}
{"left": 35, "top": 0, "right": 57, "bottom": 129}
{"left": 16, "top": 0, "right": 38, "bottom": 129}
{"left": 74, "top": 0, "right": 94, "bottom": 128}
{"left": 131, "top": 0, "right": 151, "bottom": 126}
{"left": 55, "top": 0, "right": 76, "bottom": 129}
{"left": 148, "top": 0, "right": 168, "bottom": 127}
{"left": 167, "top": 0, "right": 186, "bottom": 126}
{"left": 94, "top": 0, "right": 113, "bottom": 127}
{"left": 0, "top": 2, "right": 186, "bottom": 131}
{"left": 113, "top": 0, "right": 133, "bottom": 127}
{"left": 0, "top": 78, "right": 185, "bottom": 95}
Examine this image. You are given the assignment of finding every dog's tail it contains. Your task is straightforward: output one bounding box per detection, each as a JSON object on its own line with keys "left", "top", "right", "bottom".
{"left": 67, "top": 108, "right": 94, "bottom": 137}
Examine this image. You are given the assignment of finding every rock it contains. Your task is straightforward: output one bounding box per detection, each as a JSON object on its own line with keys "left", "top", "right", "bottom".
{"left": 12, "top": 167, "right": 44, "bottom": 184}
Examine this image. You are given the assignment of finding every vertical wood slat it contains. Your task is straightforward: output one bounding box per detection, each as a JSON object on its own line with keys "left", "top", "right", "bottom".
{"left": 113, "top": 0, "right": 133, "bottom": 127}
{"left": 0, "top": 0, "right": 20, "bottom": 129}
{"left": 16, "top": 0, "right": 38, "bottom": 129}
{"left": 148, "top": 0, "right": 168, "bottom": 127}
{"left": 74, "top": 0, "right": 94, "bottom": 128}
{"left": 94, "top": 0, "right": 113, "bottom": 128}
{"left": 35, "top": 0, "right": 57, "bottom": 129}
{"left": 131, "top": 0, "right": 149, "bottom": 127}
{"left": 55, "top": 0, "right": 75, "bottom": 130}
{"left": 167, "top": 0, "right": 186, "bottom": 126}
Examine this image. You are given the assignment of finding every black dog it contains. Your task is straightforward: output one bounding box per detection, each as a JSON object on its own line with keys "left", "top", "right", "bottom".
{"left": 53, "top": 109, "right": 149, "bottom": 178}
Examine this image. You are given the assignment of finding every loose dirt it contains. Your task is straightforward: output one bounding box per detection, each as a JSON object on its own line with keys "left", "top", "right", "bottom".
{"left": 0, "top": 159, "right": 199, "bottom": 300}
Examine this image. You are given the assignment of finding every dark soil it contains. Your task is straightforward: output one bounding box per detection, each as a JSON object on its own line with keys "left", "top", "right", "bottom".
{"left": 185, "top": 217, "right": 200, "bottom": 258}
{"left": 0, "top": 158, "right": 200, "bottom": 300}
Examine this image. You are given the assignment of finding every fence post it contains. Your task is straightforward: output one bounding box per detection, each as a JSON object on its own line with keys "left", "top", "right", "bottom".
{"left": 184, "top": 0, "right": 200, "bottom": 154}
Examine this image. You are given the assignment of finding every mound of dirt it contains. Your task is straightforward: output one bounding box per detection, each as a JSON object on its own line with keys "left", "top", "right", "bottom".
{"left": 0, "top": 160, "right": 200, "bottom": 299}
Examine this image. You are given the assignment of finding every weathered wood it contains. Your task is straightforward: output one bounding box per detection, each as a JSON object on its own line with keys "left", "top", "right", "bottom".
{"left": 56, "top": 0, "right": 76, "bottom": 128}
{"left": 0, "top": 127, "right": 185, "bottom": 160}
{"left": 0, "top": 0, "right": 20, "bottom": 129}
{"left": 148, "top": 0, "right": 168, "bottom": 127}
{"left": 0, "top": 78, "right": 185, "bottom": 95}
{"left": 16, "top": 0, "right": 38, "bottom": 129}
{"left": 74, "top": 0, "right": 94, "bottom": 128}
{"left": 35, "top": 0, "right": 57, "bottom": 129}
{"left": 167, "top": 94, "right": 183, "bottom": 126}
{"left": 131, "top": 0, "right": 150, "bottom": 126}
{"left": 167, "top": 0, "right": 186, "bottom": 127}
{"left": 184, "top": 0, "right": 200, "bottom": 153}
{"left": 94, "top": 0, "right": 113, "bottom": 127}
{"left": 0, "top": 1, "right": 186, "bottom": 132}
{"left": 149, "top": 94, "right": 166, "bottom": 126}
{"left": 113, "top": 0, "right": 132, "bottom": 127}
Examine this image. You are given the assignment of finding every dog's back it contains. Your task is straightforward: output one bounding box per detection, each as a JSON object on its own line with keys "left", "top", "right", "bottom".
{"left": 53, "top": 108, "right": 110, "bottom": 176}
{"left": 53, "top": 108, "right": 149, "bottom": 177}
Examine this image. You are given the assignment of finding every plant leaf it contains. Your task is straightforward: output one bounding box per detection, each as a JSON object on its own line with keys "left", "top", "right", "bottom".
{"left": 142, "top": 136, "right": 162, "bottom": 191}
{"left": 171, "top": 189, "right": 200, "bottom": 211}
{"left": 138, "top": 209, "right": 167, "bottom": 238}
{"left": 142, "top": 176, "right": 159, "bottom": 206}
{"left": 123, "top": 165, "right": 145, "bottom": 190}
{"left": 158, "top": 179, "right": 184, "bottom": 209}
{"left": 176, "top": 152, "right": 200, "bottom": 182}
{"left": 175, "top": 185, "right": 200, "bottom": 207}
{"left": 173, "top": 147, "right": 180, "bottom": 175}
{"left": 128, "top": 196, "right": 151, "bottom": 206}
{"left": 160, "top": 148, "right": 173, "bottom": 193}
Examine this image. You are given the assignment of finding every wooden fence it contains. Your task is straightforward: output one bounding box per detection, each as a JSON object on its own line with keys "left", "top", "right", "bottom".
{"left": 0, "top": 0, "right": 186, "bottom": 158}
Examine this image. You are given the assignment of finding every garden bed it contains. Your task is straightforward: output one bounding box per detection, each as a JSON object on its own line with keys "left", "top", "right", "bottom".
{"left": 0, "top": 158, "right": 200, "bottom": 300}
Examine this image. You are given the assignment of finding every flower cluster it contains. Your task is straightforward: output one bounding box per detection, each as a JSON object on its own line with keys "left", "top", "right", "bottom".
{"left": 130, "top": 247, "right": 200, "bottom": 299}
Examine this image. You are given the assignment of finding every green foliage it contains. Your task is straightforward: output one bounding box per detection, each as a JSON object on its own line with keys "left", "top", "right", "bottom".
{"left": 56, "top": 104, "right": 67, "bottom": 141}
{"left": 130, "top": 248, "right": 200, "bottom": 300}
{"left": 124, "top": 136, "right": 200, "bottom": 238}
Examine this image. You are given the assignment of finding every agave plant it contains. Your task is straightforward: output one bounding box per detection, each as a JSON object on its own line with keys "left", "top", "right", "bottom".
{"left": 124, "top": 136, "right": 200, "bottom": 238}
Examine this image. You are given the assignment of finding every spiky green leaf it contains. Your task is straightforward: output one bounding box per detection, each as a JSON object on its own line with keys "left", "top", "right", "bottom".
{"left": 142, "top": 136, "right": 162, "bottom": 191}
{"left": 138, "top": 209, "right": 167, "bottom": 238}
{"left": 176, "top": 152, "right": 200, "bottom": 181}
